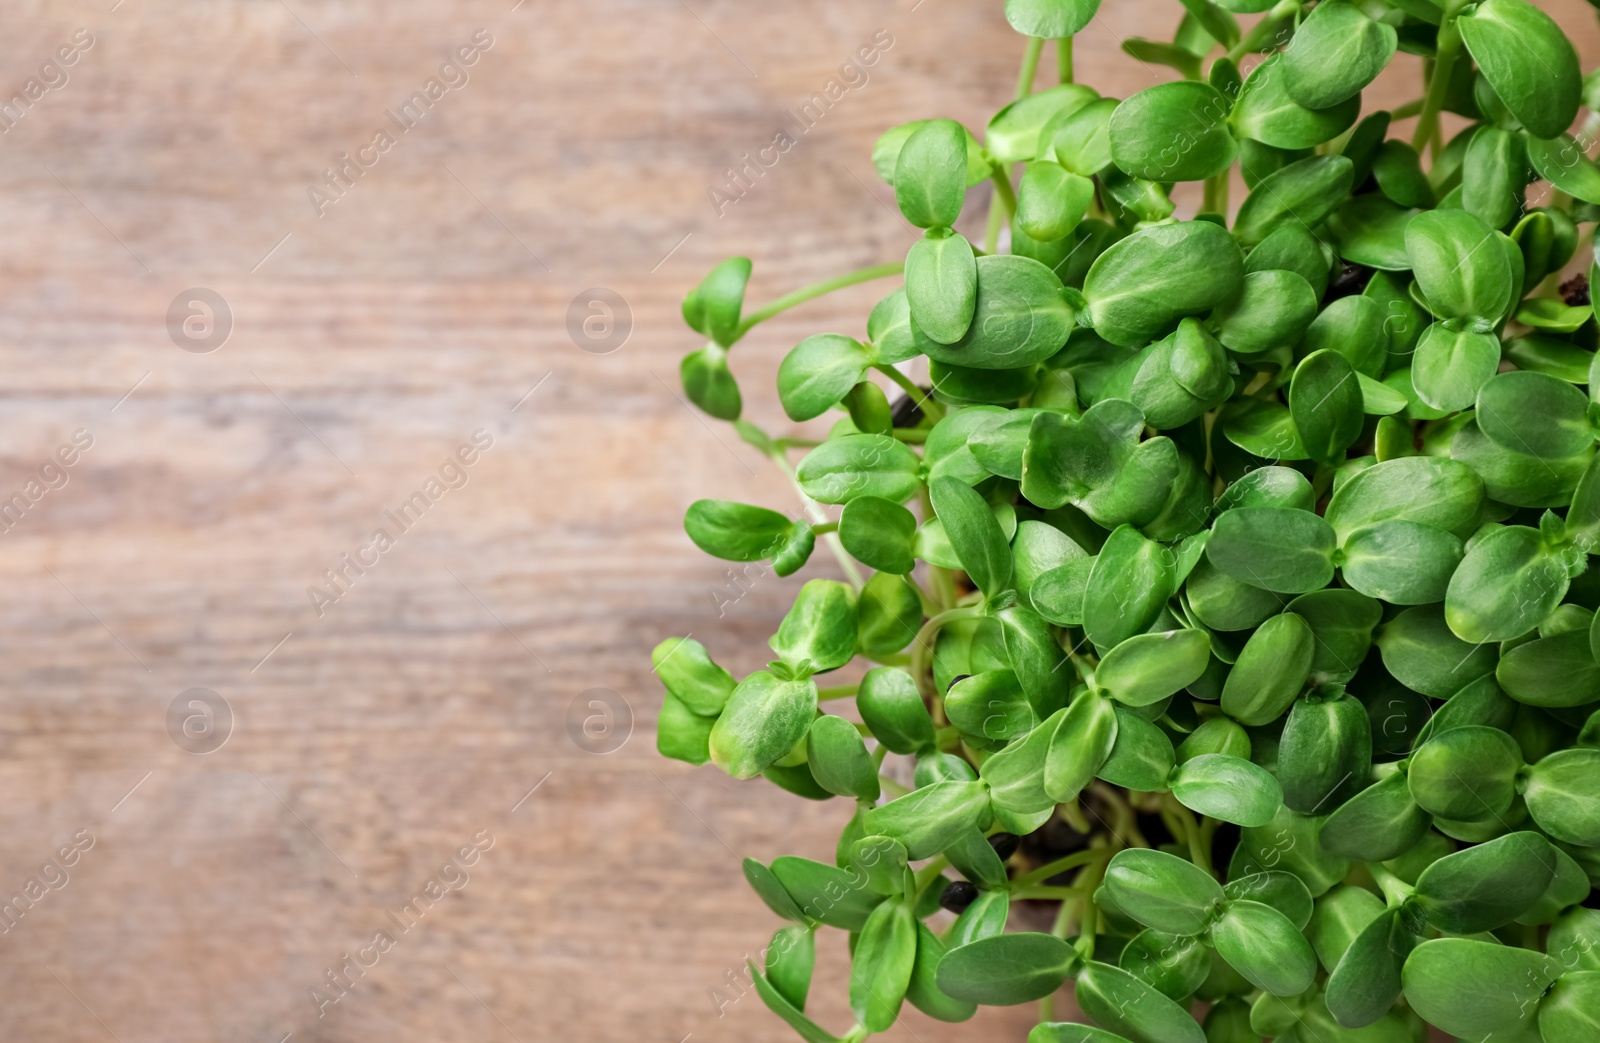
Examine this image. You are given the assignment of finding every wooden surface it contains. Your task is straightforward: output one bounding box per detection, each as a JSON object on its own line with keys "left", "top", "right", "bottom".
{"left": 0, "top": 2, "right": 1596, "bottom": 1040}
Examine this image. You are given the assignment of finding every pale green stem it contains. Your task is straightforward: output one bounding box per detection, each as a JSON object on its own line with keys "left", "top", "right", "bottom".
{"left": 1010, "top": 846, "right": 1113, "bottom": 890}
{"left": 1050, "top": 893, "right": 1076, "bottom": 936}
{"left": 1093, "top": 782, "right": 1146, "bottom": 848}
{"left": 1389, "top": 97, "right": 1426, "bottom": 121}
{"left": 988, "top": 167, "right": 1018, "bottom": 226}
{"left": 984, "top": 184, "right": 1006, "bottom": 256}
{"left": 982, "top": 167, "right": 1022, "bottom": 255}
{"left": 1041, "top": 884, "right": 1078, "bottom": 1023}
{"left": 1225, "top": 0, "right": 1301, "bottom": 63}
{"left": 919, "top": 484, "right": 959, "bottom": 612}
{"left": 1203, "top": 171, "right": 1229, "bottom": 215}
{"left": 1169, "top": 798, "right": 1212, "bottom": 874}
{"left": 984, "top": 37, "right": 1043, "bottom": 253}
{"left": 1058, "top": 36, "right": 1074, "bottom": 85}
{"left": 909, "top": 605, "right": 985, "bottom": 701}
{"left": 905, "top": 571, "right": 940, "bottom": 618}
{"left": 1369, "top": 861, "right": 1416, "bottom": 908}
{"left": 1412, "top": 0, "right": 1472, "bottom": 156}
{"left": 735, "top": 262, "right": 905, "bottom": 340}
{"left": 873, "top": 362, "right": 945, "bottom": 422}
{"left": 1067, "top": 650, "right": 1098, "bottom": 689}
{"left": 1015, "top": 885, "right": 1079, "bottom": 900}
{"left": 1072, "top": 854, "right": 1108, "bottom": 961}
{"left": 1015, "top": 35, "right": 1045, "bottom": 98}
{"left": 914, "top": 856, "right": 951, "bottom": 898}
{"left": 1199, "top": 816, "right": 1222, "bottom": 861}
{"left": 932, "top": 565, "right": 958, "bottom": 610}
{"left": 1159, "top": 803, "right": 1188, "bottom": 852}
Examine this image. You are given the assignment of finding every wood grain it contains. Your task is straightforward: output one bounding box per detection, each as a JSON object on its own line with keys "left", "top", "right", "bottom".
{"left": 0, "top": 1, "right": 1595, "bottom": 1039}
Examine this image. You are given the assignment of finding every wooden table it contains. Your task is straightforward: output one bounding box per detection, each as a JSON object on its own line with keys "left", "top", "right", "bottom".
{"left": 0, "top": 1, "right": 1594, "bottom": 1039}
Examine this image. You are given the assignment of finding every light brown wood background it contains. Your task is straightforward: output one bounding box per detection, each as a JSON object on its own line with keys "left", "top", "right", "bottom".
{"left": 0, "top": 1, "right": 1595, "bottom": 1040}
